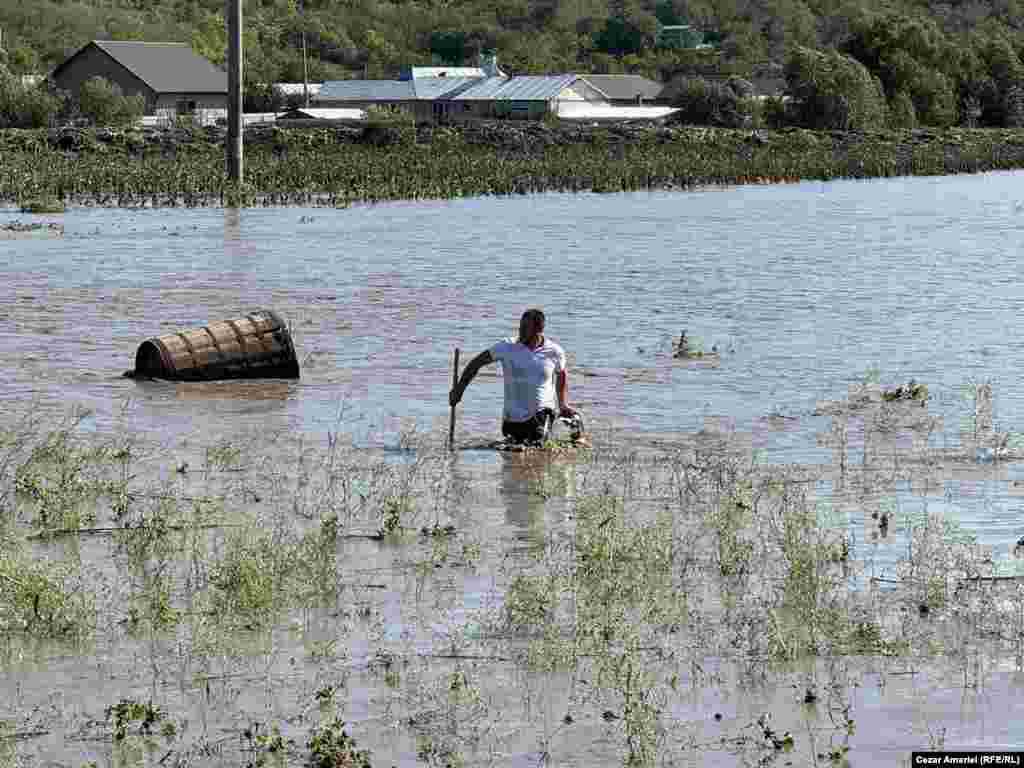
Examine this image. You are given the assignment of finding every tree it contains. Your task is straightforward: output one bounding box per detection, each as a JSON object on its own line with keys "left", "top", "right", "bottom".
{"left": 655, "top": 0, "right": 685, "bottom": 26}
{"left": 430, "top": 30, "right": 467, "bottom": 65}
{"left": 784, "top": 45, "right": 888, "bottom": 131}
{"left": 0, "top": 68, "right": 65, "bottom": 128}
{"left": 594, "top": 17, "right": 644, "bottom": 57}
{"left": 77, "top": 76, "right": 145, "bottom": 126}
{"left": 7, "top": 45, "right": 42, "bottom": 75}
{"left": 889, "top": 90, "right": 917, "bottom": 128}
{"left": 663, "top": 76, "right": 754, "bottom": 127}
{"left": 881, "top": 50, "right": 957, "bottom": 125}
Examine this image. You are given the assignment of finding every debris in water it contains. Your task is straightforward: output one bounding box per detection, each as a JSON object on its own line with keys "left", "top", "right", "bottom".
{"left": 129, "top": 309, "right": 300, "bottom": 381}
{"left": 881, "top": 378, "right": 929, "bottom": 404}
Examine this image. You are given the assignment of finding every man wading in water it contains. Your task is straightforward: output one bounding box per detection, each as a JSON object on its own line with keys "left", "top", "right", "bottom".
{"left": 449, "top": 308, "right": 577, "bottom": 445}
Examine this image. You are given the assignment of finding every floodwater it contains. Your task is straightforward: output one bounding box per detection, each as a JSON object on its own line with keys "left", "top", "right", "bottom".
{"left": 2, "top": 172, "right": 1024, "bottom": 765}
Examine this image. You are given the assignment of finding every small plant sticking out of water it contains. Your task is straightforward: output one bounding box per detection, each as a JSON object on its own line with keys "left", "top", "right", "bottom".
{"left": 416, "top": 736, "right": 465, "bottom": 768}
{"left": 843, "top": 620, "right": 907, "bottom": 656}
{"left": 241, "top": 721, "right": 291, "bottom": 768}
{"left": 446, "top": 669, "right": 482, "bottom": 707}
{"left": 206, "top": 440, "right": 243, "bottom": 470}
{"left": 505, "top": 574, "right": 560, "bottom": 633}
{"left": 707, "top": 480, "right": 755, "bottom": 576}
{"left": 14, "top": 428, "right": 110, "bottom": 535}
{"left": 117, "top": 495, "right": 180, "bottom": 574}
{"left": 307, "top": 718, "right": 371, "bottom": 768}
{"left": 0, "top": 534, "right": 94, "bottom": 637}
{"left": 126, "top": 570, "right": 180, "bottom": 634}
{"left": 106, "top": 699, "right": 166, "bottom": 742}
{"left": 293, "top": 514, "right": 339, "bottom": 608}
{"left": 208, "top": 528, "right": 283, "bottom": 627}
{"left": 315, "top": 686, "right": 336, "bottom": 716}
{"left": 823, "top": 744, "right": 851, "bottom": 764}
{"left": 897, "top": 511, "right": 982, "bottom": 614}
{"left": 0, "top": 720, "right": 14, "bottom": 766}
{"left": 753, "top": 713, "right": 795, "bottom": 752}
{"left": 420, "top": 522, "right": 456, "bottom": 538}
{"left": 881, "top": 379, "right": 929, "bottom": 403}
{"left": 597, "top": 651, "right": 662, "bottom": 767}
{"left": 378, "top": 497, "right": 411, "bottom": 539}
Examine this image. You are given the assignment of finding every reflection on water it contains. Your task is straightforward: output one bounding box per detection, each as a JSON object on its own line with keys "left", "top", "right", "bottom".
{"left": 174, "top": 380, "right": 295, "bottom": 402}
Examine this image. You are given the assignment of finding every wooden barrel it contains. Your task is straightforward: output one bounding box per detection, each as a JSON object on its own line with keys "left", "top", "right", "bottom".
{"left": 132, "top": 310, "right": 300, "bottom": 381}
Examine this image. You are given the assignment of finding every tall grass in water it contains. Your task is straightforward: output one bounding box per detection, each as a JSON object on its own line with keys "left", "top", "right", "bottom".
{"left": 2, "top": 383, "right": 1024, "bottom": 766}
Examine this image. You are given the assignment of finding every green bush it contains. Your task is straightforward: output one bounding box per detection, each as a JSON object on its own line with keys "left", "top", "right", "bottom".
{"left": 77, "top": 76, "right": 145, "bottom": 127}
{"left": 361, "top": 104, "right": 415, "bottom": 146}
{"left": 667, "top": 77, "right": 754, "bottom": 128}
{"left": 889, "top": 90, "right": 917, "bottom": 128}
{"left": 975, "top": 34, "right": 1024, "bottom": 125}
{"left": 0, "top": 68, "right": 64, "bottom": 128}
{"left": 785, "top": 45, "right": 888, "bottom": 131}
{"left": 1004, "top": 84, "right": 1024, "bottom": 128}
{"left": 761, "top": 94, "right": 789, "bottom": 128}
{"left": 882, "top": 49, "right": 957, "bottom": 126}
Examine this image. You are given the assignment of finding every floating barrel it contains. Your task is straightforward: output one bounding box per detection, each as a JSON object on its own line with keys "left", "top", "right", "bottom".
{"left": 131, "top": 310, "right": 300, "bottom": 381}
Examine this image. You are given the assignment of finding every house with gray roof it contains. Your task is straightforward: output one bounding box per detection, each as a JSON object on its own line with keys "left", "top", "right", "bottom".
{"left": 49, "top": 41, "right": 227, "bottom": 119}
{"left": 579, "top": 74, "right": 669, "bottom": 105}
{"left": 320, "top": 72, "right": 611, "bottom": 122}
{"left": 318, "top": 52, "right": 677, "bottom": 124}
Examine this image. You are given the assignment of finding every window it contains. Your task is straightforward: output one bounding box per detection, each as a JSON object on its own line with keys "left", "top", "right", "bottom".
{"left": 176, "top": 99, "right": 197, "bottom": 115}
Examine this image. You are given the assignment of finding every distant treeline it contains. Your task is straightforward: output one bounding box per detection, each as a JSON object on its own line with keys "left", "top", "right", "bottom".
{"left": 0, "top": 0, "right": 1022, "bottom": 130}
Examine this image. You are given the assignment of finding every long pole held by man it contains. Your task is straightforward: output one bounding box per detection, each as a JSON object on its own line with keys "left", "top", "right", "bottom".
{"left": 448, "top": 348, "right": 460, "bottom": 450}
{"left": 227, "top": 0, "right": 243, "bottom": 182}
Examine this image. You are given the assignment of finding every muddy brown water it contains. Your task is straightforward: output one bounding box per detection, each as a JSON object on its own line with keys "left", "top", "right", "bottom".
{"left": 2, "top": 175, "right": 1024, "bottom": 765}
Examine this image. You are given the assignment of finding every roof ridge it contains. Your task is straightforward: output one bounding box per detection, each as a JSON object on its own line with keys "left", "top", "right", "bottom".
{"left": 94, "top": 40, "right": 188, "bottom": 45}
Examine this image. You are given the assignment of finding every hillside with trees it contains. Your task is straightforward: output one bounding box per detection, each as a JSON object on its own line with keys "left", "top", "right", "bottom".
{"left": 0, "top": 0, "right": 1022, "bottom": 128}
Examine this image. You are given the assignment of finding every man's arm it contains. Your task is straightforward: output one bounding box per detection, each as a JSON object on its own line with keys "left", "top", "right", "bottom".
{"left": 557, "top": 369, "right": 576, "bottom": 417}
{"left": 449, "top": 350, "right": 494, "bottom": 406}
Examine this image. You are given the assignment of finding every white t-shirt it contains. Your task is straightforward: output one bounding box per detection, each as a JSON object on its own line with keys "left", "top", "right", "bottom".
{"left": 489, "top": 337, "right": 566, "bottom": 423}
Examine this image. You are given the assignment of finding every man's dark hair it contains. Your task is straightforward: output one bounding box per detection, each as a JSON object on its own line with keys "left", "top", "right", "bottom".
{"left": 518, "top": 308, "right": 546, "bottom": 342}
{"left": 522, "top": 308, "right": 545, "bottom": 327}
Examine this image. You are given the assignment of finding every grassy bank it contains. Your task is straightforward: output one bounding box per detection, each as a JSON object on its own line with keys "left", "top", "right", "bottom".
{"left": 1, "top": 124, "right": 1023, "bottom": 208}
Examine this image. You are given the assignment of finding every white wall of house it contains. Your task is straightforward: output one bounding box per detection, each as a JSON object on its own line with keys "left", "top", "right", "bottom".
{"left": 153, "top": 93, "right": 228, "bottom": 111}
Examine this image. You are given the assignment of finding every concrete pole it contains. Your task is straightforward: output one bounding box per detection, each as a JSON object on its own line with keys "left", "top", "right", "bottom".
{"left": 226, "top": 0, "right": 243, "bottom": 183}
{"left": 301, "top": 0, "right": 309, "bottom": 108}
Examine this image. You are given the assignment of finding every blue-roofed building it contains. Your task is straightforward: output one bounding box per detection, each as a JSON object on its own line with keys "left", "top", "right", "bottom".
{"left": 448, "top": 74, "right": 608, "bottom": 121}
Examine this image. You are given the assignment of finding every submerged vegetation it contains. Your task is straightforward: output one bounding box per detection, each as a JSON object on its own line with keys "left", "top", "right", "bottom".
{"left": 1, "top": 122, "right": 1023, "bottom": 208}
{"left": 1, "top": 379, "right": 1023, "bottom": 765}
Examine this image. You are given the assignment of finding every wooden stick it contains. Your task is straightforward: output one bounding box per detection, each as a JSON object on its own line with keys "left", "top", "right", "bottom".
{"left": 448, "top": 347, "right": 460, "bottom": 450}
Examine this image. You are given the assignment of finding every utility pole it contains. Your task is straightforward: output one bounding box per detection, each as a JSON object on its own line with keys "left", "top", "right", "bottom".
{"left": 301, "top": 0, "right": 310, "bottom": 108}
{"left": 227, "top": 0, "right": 243, "bottom": 183}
